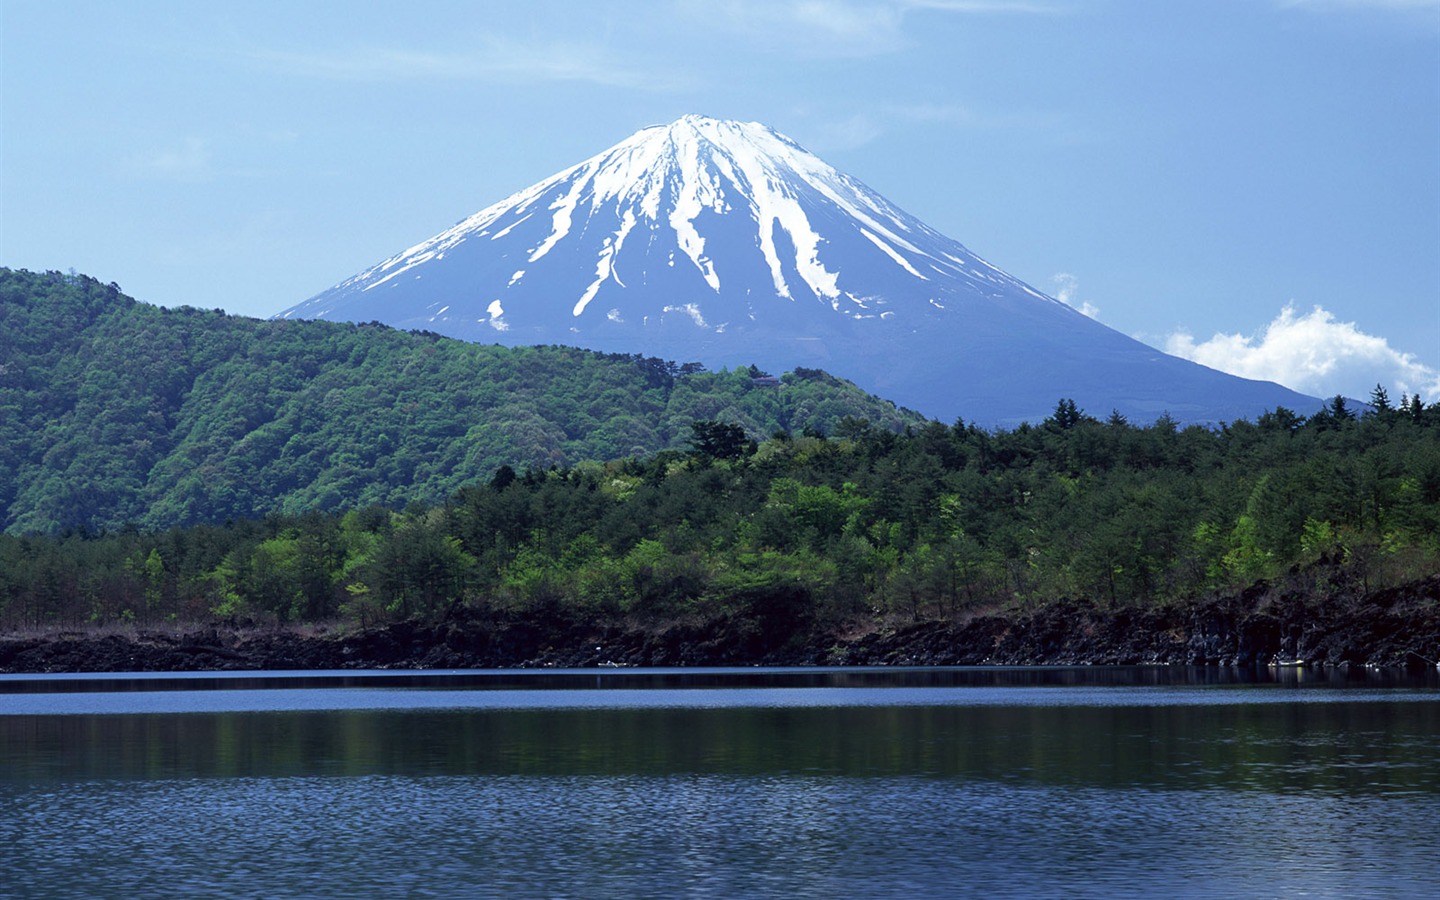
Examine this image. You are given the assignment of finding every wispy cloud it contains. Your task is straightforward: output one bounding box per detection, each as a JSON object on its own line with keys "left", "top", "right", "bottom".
{"left": 1276, "top": 0, "right": 1439, "bottom": 11}
{"left": 252, "top": 34, "right": 670, "bottom": 90}
{"left": 1164, "top": 304, "right": 1440, "bottom": 400}
{"left": 801, "top": 113, "right": 888, "bottom": 152}
{"left": 1274, "top": 0, "right": 1440, "bottom": 31}
{"left": 689, "top": 0, "right": 1058, "bottom": 58}
{"left": 797, "top": 101, "right": 1088, "bottom": 154}
{"left": 893, "top": 101, "right": 1091, "bottom": 141}
{"left": 900, "top": 0, "right": 1061, "bottom": 11}
{"left": 132, "top": 137, "right": 212, "bottom": 182}
{"left": 694, "top": 0, "right": 906, "bottom": 55}
{"left": 127, "top": 130, "right": 304, "bottom": 184}
{"left": 1051, "top": 273, "right": 1099, "bottom": 319}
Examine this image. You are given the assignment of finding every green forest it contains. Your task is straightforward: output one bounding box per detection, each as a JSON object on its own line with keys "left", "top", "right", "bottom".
{"left": 3, "top": 266, "right": 1437, "bottom": 634}
{"left": 0, "top": 268, "right": 916, "bottom": 534}
{"left": 4, "top": 383, "right": 1437, "bottom": 630}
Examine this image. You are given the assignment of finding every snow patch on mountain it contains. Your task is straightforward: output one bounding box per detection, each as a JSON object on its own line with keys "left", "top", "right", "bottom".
{"left": 576, "top": 209, "right": 637, "bottom": 316}
{"left": 664, "top": 302, "right": 713, "bottom": 330}
{"left": 861, "top": 229, "right": 926, "bottom": 279}
{"left": 277, "top": 114, "right": 1323, "bottom": 426}
{"left": 485, "top": 299, "right": 507, "bottom": 331}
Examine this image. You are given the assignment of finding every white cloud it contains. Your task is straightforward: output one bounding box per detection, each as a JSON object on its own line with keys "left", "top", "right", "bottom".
{"left": 1164, "top": 304, "right": 1440, "bottom": 401}
{"left": 1051, "top": 272, "right": 1099, "bottom": 319}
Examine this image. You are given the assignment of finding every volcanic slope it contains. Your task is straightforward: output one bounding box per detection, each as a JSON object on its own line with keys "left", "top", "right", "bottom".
{"left": 278, "top": 115, "right": 1320, "bottom": 426}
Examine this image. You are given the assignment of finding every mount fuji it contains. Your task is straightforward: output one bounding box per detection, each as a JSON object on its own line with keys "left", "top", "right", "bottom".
{"left": 277, "top": 115, "right": 1319, "bottom": 426}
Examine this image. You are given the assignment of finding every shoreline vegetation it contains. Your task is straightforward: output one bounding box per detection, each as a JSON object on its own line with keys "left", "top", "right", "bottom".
{"left": 2, "top": 564, "right": 1437, "bottom": 673}
{"left": 3, "top": 269, "right": 1438, "bottom": 672}
{"left": 4, "top": 390, "right": 1437, "bottom": 672}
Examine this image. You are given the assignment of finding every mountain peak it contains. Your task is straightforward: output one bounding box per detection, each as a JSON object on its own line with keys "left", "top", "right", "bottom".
{"left": 275, "top": 117, "right": 1319, "bottom": 426}
{"left": 282, "top": 112, "right": 1038, "bottom": 327}
{"left": 644, "top": 114, "right": 781, "bottom": 138}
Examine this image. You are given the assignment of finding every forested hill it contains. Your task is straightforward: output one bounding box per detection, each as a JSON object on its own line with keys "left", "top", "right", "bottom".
{"left": 0, "top": 268, "right": 919, "bottom": 534}
{"left": 2, "top": 378, "right": 1436, "bottom": 655}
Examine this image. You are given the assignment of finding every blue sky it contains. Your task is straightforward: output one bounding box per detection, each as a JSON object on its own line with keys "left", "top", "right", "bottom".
{"left": 3, "top": 0, "right": 1437, "bottom": 402}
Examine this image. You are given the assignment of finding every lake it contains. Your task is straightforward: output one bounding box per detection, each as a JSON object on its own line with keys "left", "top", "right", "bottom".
{"left": 3, "top": 667, "right": 1437, "bottom": 898}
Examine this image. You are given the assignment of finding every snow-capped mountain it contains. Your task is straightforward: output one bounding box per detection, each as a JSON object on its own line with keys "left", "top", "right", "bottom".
{"left": 277, "top": 115, "right": 1318, "bottom": 425}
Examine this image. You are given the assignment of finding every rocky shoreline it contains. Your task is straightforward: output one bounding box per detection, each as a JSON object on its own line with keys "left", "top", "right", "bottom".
{"left": 3, "top": 572, "right": 1438, "bottom": 674}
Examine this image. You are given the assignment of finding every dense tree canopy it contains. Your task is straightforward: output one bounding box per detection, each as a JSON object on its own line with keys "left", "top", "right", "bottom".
{"left": 3, "top": 391, "right": 1436, "bottom": 630}
{"left": 4, "top": 267, "right": 1436, "bottom": 632}
{"left": 0, "top": 268, "right": 917, "bottom": 534}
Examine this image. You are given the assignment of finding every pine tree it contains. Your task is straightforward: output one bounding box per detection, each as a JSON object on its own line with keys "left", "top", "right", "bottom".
{"left": 1369, "top": 384, "right": 1391, "bottom": 413}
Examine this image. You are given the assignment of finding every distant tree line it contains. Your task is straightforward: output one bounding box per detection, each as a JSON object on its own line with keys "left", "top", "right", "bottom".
{"left": 4, "top": 396, "right": 1436, "bottom": 629}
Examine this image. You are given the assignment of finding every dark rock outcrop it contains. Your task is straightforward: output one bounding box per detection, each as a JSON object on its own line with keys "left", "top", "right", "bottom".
{"left": 3, "top": 572, "right": 1437, "bottom": 674}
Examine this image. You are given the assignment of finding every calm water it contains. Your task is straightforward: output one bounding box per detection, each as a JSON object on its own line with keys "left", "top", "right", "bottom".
{"left": 3, "top": 667, "right": 1437, "bottom": 899}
